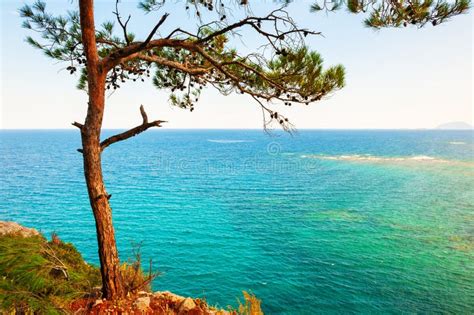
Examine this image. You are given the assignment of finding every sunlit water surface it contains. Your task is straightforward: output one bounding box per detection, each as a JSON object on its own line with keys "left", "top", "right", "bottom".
{"left": 1, "top": 130, "right": 473, "bottom": 314}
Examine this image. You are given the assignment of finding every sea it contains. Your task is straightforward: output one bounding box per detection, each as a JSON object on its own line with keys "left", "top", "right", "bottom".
{"left": 1, "top": 129, "right": 473, "bottom": 314}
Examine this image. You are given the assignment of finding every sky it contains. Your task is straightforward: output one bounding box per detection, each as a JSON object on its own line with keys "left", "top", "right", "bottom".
{"left": 0, "top": 0, "right": 472, "bottom": 129}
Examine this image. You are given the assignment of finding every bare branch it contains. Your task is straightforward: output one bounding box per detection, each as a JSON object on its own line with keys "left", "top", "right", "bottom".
{"left": 165, "top": 28, "right": 198, "bottom": 39}
{"left": 197, "top": 17, "right": 254, "bottom": 43}
{"left": 251, "top": 95, "right": 295, "bottom": 133}
{"left": 96, "top": 38, "right": 120, "bottom": 49}
{"left": 114, "top": 0, "right": 131, "bottom": 45}
{"left": 139, "top": 104, "right": 148, "bottom": 123}
{"left": 196, "top": 9, "right": 320, "bottom": 47}
{"left": 140, "top": 13, "right": 169, "bottom": 49}
{"left": 100, "top": 105, "right": 166, "bottom": 151}
{"left": 72, "top": 121, "right": 84, "bottom": 129}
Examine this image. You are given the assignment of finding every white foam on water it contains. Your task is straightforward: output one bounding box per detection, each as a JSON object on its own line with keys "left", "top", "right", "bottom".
{"left": 301, "top": 154, "right": 457, "bottom": 164}
{"left": 449, "top": 141, "right": 466, "bottom": 145}
{"left": 410, "top": 155, "right": 436, "bottom": 161}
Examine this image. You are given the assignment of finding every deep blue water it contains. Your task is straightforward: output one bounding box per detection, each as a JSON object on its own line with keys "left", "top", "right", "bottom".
{"left": 1, "top": 130, "right": 473, "bottom": 314}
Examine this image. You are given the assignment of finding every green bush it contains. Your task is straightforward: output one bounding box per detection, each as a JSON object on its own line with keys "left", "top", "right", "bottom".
{"left": 0, "top": 233, "right": 100, "bottom": 314}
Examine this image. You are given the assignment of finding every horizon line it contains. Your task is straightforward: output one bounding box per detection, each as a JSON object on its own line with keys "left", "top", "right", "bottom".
{"left": 0, "top": 128, "right": 473, "bottom": 131}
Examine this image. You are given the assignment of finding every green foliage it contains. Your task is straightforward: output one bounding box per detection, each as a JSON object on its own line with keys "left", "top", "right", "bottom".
{"left": 151, "top": 46, "right": 204, "bottom": 109}
{"left": 76, "top": 68, "right": 88, "bottom": 91}
{"left": 308, "top": 0, "right": 470, "bottom": 28}
{"left": 20, "top": 0, "right": 468, "bottom": 130}
{"left": 20, "top": 1, "right": 131, "bottom": 85}
{"left": 20, "top": 1, "right": 344, "bottom": 112}
{"left": 19, "top": 1, "right": 82, "bottom": 61}
{"left": 138, "top": 0, "right": 166, "bottom": 12}
{"left": 0, "top": 234, "right": 100, "bottom": 314}
{"left": 364, "top": 0, "right": 470, "bottom": 28}
{"left": 267, "top": 47, "right": 345, "bottom": 101}
{"left": 150, "top": 33, "right": 344, "bottom": 114}
{"left": 138, "top": 0, "right": 241, "bottom": 14}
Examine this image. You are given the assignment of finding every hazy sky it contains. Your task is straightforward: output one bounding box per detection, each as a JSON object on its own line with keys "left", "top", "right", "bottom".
{"left": 0, "top": 1, "right": 472, "bottom": 129}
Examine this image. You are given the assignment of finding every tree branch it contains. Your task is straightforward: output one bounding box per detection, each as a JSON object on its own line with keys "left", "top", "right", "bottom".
{"left": 102, "top": 38, "right": 200, "bottom": 70}
{"left": 100, "top": 105, "right": 166, "bottom": 151}
{"left": 72, "top": 121, "right": 84, "bottom": 129}
{"left": 197, "top": 17, "right": 253, "bottom": 43}
{"left": 114, "top": 0, "right": 131, "bottom": 45}
{"left": 96, "top": 38, "right": 120, "bottom": 49}
{"left": 139, "top": 104, "right": 148, "bottom": 123}
{"left": 135, "top": 54, "right": 211, "bottom": 75}
{"left": 196, "top": 9, "right": 320, "bottom": 46}
{"left": 165, "top": 28, "right": 198, "bottom": 39}
{"left": 140, "top": 13, "right": 169, "bottom": 49}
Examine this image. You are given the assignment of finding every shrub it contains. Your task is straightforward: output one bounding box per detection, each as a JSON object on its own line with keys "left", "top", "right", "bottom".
{"left": 0, "top": 233, "right": 101, "bottom": 314}
{"left": 121, "top": 243, "right": 159, "bottom": 295}
{"left": 237, "top": 291, "right": 264, "bottom": 315}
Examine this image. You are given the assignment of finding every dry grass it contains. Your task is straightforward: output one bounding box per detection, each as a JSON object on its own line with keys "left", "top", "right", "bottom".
{"left": 237, "top": 291, "right": 264, "bottom": 315}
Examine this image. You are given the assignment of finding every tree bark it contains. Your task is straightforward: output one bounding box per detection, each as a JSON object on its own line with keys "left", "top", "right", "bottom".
{"left": 79, "top": 0, "right": 124, "bottom": 300}
{"left": 81, "top": 76, "right": 125, "bottom": 300}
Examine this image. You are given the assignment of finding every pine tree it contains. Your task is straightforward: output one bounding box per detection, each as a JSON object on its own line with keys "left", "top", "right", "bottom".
{"left": 309, "top": 0, "right": 470, "bottom": 28}
{"left": 19, "top": 0, "right": 470, "bottom": 300}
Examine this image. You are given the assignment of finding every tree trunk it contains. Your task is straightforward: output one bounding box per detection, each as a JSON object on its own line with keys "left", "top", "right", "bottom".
{"left": 81, "top": 72, "right": 125, "bottom": 300}
{"left": 79, "top": 0, "right": 124, "bottom": 300}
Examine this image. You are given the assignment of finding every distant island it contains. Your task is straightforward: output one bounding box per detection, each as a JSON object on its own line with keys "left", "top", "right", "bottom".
{"left": 435, "top": 121, "right": 473, "bottom": 130}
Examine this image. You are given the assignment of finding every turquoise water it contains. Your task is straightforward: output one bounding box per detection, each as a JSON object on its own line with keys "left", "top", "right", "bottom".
{"left": 1, "top": 130, "right": 473, "bottom": 314}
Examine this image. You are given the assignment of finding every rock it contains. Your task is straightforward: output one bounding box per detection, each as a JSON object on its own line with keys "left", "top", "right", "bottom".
{"left": 137, "top": 290, "right": 149, "bottom": 297}
{"left": 134, "top": 296, "right": 151, "bottom": 312}
{"left": 154, "top": 291, "right": 184, "bottom": 304}
{"left": 93, "top": 299, "right": 103, "bottom": 307}
{"left": 0, "top": 221, "right": 40, "bottom": 237}
{"left": 178, "top": 297, "right": 196, "bottom": 314}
